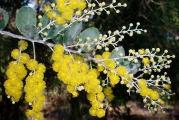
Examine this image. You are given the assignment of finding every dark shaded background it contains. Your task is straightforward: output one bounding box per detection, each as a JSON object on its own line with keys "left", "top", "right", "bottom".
{"left": 0, "top": 0, "right": 179, "bottom": 120}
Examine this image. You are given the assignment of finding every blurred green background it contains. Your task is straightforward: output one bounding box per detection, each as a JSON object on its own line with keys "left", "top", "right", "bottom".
{"left": 0, "top": 0, "right": 179, "bottom": 120}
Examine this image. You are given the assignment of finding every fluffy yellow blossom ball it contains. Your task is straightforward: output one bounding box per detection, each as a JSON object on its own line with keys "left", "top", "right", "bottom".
{"left": 96, "top": 52, "right": 117, "bottom": 73}
{"left": 36, "top": 63, "right": 46, "bottom": 73}
{"left": 104, "top": 87, "right": 114, "bottom": 101}
{"left": 102, "top": 52, "right": 111, "bottom": 59}
{"left": 6, "top": 62, "right": 27, "bottom": 80}
{"left": 97, "top": 109, "right": 106, "bottom": 118}
{"left": 26, "top": 59, "right": 38, "bottom": 70}
{"left": 97, "top": 65, "right": 104, "bottom": 72}
{"left": 97, "top": 92, "right": 105, "bottom": 102}
{"left": 18, "top": 40, "right": 28, "bottom": 51}
{"left": 139, "top": 87, "right": 150, "bottom": 97}
{"left": 138, "top": 49, "right": 145, "bottom": 55}
{"left": 142, "top": 57, "right": 150, "bottom": 66}
{"left": 117, "top": 66, "right": 128, "bottom": 77}
{"left": 107, "top": 72, "right": 120, "bottom": 86}
{"left": 138, "top": 79, "right": 147, "bottom": 88}
{"left": 52, "top": 44, "right": 64, "bottom": 62}
{"left": 20, "top": 53, "right": 30, "bottom": 64}
{"left": 11, "top": 49, "right": 20, "bottom": 60}
{"left": 149, "top": 90, "right": 159, "bottom": 100}
{"left": 122, "top": 74, "right": 133, "bottom": 84}
{"left": 89, "top": 107, "right": 97, "bottom": 116}
{"left": 105, "top": 60, "right": 116, "bottom": 69}
{"left": 54, "top": 44, "right": 64, "bottom": 53}
{"left": 4, "top": 78, "right": 23, "bottom": 102}
{"left": 16, "top": 63, "right": 27, "bottom": 79}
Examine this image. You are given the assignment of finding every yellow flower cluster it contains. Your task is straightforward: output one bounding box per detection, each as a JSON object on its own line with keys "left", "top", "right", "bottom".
{"left": 4, "top": 40, "right": 29, "bottom": 102}
{"left": 96, "top": 52, "right": 116, "bottom": 71}
{"left": 142, "top": 57, "right": 150, "bottom": 66}
{"left": 44, "top": 0, "right": 86, "bottom": 24}
{"left": 52, "top": 44, "right": 106, "bottom": 118}
{"left": 4, "top": 61, "right": 27, "bottom": 102}
{"left": 117, "top": 66, "right": 133, "bottom": 85}
{"left": 138, "top": 79, "right": 160, "bottom": 100}
{"left": 4, "top": 40, "right": 47, "bottom": 120}
{"left": 138, "top": 49, "right": 145, "bottom": 55}
{"left": 95, "top": 52, "right": 133, "bottom": 86}
{"left": 104, "top": 87, "right": 114, "bottom": 101}
{"left": 25, "top": 61, "right": 46, "bottom": 120}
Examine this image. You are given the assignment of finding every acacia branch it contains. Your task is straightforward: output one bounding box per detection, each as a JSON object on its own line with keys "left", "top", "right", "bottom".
{"left": 0, "top": 30, "right": 93, "bottom": 59}
{"left": 0, "top": 30, "right": 54, "bottom": 48}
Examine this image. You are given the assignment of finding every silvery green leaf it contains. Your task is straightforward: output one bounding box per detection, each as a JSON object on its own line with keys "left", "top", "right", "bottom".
{"left": 110, "top": 46, "right": 140, "bottom": 74}
{"left": 15, "top": 6, "right": 37, "bottom": 38}
{"left": 78, "top": 27, "right": 100, "bottom": 41}
{"left": 78, "top": 27, "right": 100, "bottom": 52}
{"left": 0, "top": 8, "right": 9, "bottom": 30}
{"left": 110, "top": 46, "right": 125, "bottom": 59}
{"left": 64, "top": 22, "right": 83, "bottom": 45}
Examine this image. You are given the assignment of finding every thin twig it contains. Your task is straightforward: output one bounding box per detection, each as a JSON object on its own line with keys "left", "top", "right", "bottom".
{"left": 32, "top": 42, "right": 36, "bottom": 60}
{"left": 38, "top": 21, "right": 55, "bottom": 34}
{"left": 0, "top": 30, "right": 54, "bottom": 48}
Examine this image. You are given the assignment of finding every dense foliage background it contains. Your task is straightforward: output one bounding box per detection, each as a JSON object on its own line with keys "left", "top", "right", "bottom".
{"left": 0, "top": 0, "right": 179, "bottom": 120}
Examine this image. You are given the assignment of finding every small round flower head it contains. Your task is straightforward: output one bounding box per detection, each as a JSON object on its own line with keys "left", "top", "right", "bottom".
{"left": 20, "top": 53, "right": 30, "bottom": 64}
{"left": 11, "top": 49, "right": 20, "bottom": 60}
{"left": 104, "top": 87, "right": 114, "bottom": 101}
{"left": 4, "top": 78, "right": 23, "bottom": 102}
{"left": 96, "top": 108, "right": 105, "bottom": 118}
{"left": 26, "top": 59, "right": 38, "bottom": 70}
{"left": 36, "top": 63, "right": 46, "bottom": 73}
{"left": 117, "top": 66, "right": 128, "bottom": 76}
{"left": 108, "top": 72, "right": 120, "bottom": 86}
{"left": 142, "top": 57, "right": 150, "bottom": 66}
{"left": 138, "top": 79, "right": 147, "bottom": 88}
{"left": 138, "top": 49, "right": 145, "bottom": 55}
{"left": 18, "top": 40, "right": 28, "bottom": 51}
